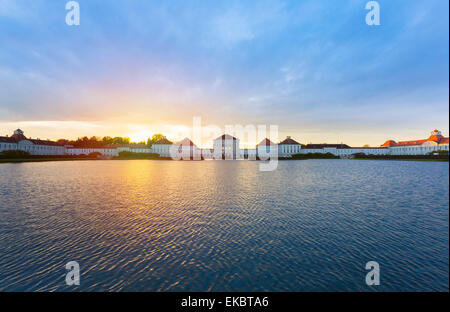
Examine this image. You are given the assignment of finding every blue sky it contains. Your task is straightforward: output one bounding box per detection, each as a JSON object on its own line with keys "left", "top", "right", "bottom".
{"left": 0, "top": 0, "right": 448, "bottom": 146}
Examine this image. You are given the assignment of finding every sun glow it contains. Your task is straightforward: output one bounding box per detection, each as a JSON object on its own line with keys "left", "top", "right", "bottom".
{"left": 129, "top": 130, "right": 152, "bottom": 143}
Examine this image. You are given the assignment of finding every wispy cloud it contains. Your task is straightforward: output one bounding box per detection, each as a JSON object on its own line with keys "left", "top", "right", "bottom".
{"left": 0, "top": 0, "right": 448, "bottom": 145}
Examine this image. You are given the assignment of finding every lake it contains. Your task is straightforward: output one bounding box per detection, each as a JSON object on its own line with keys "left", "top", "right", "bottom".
{"left": 0, "top": 159, "right": 448, "bottom": 291}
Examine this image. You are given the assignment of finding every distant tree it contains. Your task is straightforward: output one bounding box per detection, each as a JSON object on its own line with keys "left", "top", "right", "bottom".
{"left": 148, "top": 134, "right": 165, "bottom": 146}
{"left": 102, "top": 136, "right": 113, "bottom": 145}
{"left": 54, "top": 135, "right": 136, "bottom": 148}
{"left": 69, "top": 136, "right": 102, "bottom": 148}
{"left": 110, "top": 137, "right": 130, "bottom": 145}
{"left": 363, "top": 144, "right": 370, "bottom": 147}
{"left": 112, "top": 137, "right": 122, "bottom": 144}
{"left": 57, "top": 139, "right": 70, "bottom": 146}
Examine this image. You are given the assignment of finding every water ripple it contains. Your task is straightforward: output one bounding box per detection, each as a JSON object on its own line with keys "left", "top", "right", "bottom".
{"left": 0, "top": 160, "right": 448, "bottom": 291}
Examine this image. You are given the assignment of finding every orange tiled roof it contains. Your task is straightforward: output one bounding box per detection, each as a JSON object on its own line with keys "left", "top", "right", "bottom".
{"left": 395, "top": 139, "right": 429, "bottom": 146}
{"left": 381, "top": 131, "right": 448, "bottom": 147}
{"left": 380, "top": 140, "right": 397, "bottom": 147}
{"left": 0, "top": 136, "right": 16, "bottom": 143}
{"left": 10, "top": 133, "right": 27, "bottom": 141}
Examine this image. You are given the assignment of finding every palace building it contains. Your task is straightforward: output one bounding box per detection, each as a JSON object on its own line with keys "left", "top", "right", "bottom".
{"left": 278, "top": 136, "right": 302, "bottom": 157}
{"left": 66, "top": 147, "right": 119, "bottom": 157}
{"left": 380, "top": 129, "right": 449, "bottom": 155}
{"left": 0, "top": 129, "right": 65, "bottom": 156}
{"left": 151, "top": 137, "right": 173, "bottom": 157}
{"left": 1, "top": 129, "right": 448, "bottom": 158}
{"left": 256, "top": 138, "right": 276, "bottom": 159}
{"left": 213, "top": 134, "right": 240, "bottom": 159}
{"left": 172, "top": 138, "right": 201, "bottom": 160}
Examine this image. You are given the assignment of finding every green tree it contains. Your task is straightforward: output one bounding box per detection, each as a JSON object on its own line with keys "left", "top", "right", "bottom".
{"left": 147, "top": 133, "right": 165, "bottom": 147}
{"left": 112, "top": 137, "right": 130, "bottom": 145}
{"left": 102, "top": 136, "right": 113, "bottom": 145}
{"left": 57, "top": 139, "right": 70, "bottom": 146}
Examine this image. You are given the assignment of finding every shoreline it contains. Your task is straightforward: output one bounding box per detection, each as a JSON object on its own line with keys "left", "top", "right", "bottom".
{"left": 1, "top": 157, "right": 448, "bottom": 164}
{"left": 0, "top": 157, "right": 100, "bottom": 163}
{"left": 351, "top": 158, "right": 448, "bottom": 162}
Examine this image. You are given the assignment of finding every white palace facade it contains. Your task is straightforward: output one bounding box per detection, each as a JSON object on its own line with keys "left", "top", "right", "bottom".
{"left": 0, "top": 129, "right": 65, "bottom": 156}
{"left": 151, "top": 130, "right": 449, "bottom": 158}
{"left": 0, "top": 129, "right": 448, "bottom": 159}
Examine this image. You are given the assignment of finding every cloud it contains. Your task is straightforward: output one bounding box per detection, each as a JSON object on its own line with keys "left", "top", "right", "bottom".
{"left": 0, "top": 0, "right": 448, "bottom": 146}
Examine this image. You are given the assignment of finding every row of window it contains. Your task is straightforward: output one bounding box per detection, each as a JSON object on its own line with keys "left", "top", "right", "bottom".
{"left": 0, "top": 143, "right": 15, "bottom": 150}
{"left": 2, "top": 143, "right": 447, "bottom": 155}
{"left": 393, "top": 145, "right": 449, "bottom": 151}
{"left": 68, "top": 149, "right": 116, "bottom": 155}
{"left": 0, "top": 143, "right": 62, "bottom": 151}
{"left": 280, "top": 145, "right": 301, "bottom": 154}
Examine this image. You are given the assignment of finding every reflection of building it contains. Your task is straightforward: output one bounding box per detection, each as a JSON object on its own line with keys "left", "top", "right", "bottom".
{"left": 213, "top": 134, "right": 240, "bottom": 159}
{"left": 0, "top": 129, "right": 65, "bottom": 155}
{"left": 151, "top": 137, "right": 173, "bottom": 157}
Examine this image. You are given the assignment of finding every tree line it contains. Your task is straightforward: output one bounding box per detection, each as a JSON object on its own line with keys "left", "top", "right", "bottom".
{"left": 56, "top": 134, "right": 165, "bottom": 148}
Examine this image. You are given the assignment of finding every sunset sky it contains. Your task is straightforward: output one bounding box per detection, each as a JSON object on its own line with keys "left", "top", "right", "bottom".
{"left": 0, "top": 0, "right": 448, "bottom": 147}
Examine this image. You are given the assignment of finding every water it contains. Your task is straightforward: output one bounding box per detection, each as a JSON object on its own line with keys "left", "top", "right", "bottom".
{"left": 0, "top": 159, "right": 448, "bottom": 292}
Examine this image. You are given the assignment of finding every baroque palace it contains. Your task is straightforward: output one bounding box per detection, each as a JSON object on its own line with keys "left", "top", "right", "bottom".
{"left": 0, "top": 129, "right": 448, "bottom": 158}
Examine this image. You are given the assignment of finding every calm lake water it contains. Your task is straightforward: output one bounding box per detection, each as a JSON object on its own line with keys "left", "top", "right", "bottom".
{"left": 0, "top": 160, "right": 448, "bottom": 291}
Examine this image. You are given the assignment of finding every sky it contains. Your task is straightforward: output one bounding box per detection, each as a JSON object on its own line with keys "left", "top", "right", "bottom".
{"left": 0, "top": 0, "right": 448, "bottom": 147}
